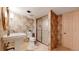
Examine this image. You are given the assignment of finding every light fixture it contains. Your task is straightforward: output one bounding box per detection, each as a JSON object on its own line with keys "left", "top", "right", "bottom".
{"left": 27, "top": 10, "right": 31, "bottom": 13}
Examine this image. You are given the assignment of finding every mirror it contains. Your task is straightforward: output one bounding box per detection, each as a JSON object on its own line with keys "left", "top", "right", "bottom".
{"left": 1, "top": 7, "right": 9, "bottom": 31}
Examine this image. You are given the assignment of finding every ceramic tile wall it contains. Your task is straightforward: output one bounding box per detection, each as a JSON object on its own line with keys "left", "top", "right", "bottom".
{"left": 9, "top": 11, "right": 34, "bottom": 33}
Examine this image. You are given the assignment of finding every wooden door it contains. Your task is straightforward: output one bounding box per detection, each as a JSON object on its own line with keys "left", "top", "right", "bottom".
{"left": 72, "top": 11, "right": 79, "bottom": 50}
{"left": 62, "top": 12, "right": 73, "bottom": 49}
{"left": 62, "top": 11, "right": 79, "bottom": 50}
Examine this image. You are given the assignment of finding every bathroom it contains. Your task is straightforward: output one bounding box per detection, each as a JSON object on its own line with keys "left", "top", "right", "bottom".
{"left": 1, "top": 7, "right": 79, "bottom": 51}
{"left": 0, "top": 7, "right": 53, "bottom": 51}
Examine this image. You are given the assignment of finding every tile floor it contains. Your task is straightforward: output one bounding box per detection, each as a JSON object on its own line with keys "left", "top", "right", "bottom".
{"left": 34, "top": 42, "right": 48, "bottom": 51}
{"left": 8, "top": 41, "right": 71, "bottom": 51}
{"left": 27, "top": 42, "right": 70, "bottom": 51}
{"left": 14, "top": 41, "right": 48, "bottom": 51}
{"left": 52, "top": 46, "right": 71, "bottom": 51}
{"left": 33, "top": 42, "right": 71, "bottom": 51}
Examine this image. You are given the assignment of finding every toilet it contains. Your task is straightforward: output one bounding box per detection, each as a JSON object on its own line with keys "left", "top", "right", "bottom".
{"left": 27, "top": 37, "right": 35, "bottom": 50}
{"left": 27, "top": 30, "right": 36, "bottom": 50}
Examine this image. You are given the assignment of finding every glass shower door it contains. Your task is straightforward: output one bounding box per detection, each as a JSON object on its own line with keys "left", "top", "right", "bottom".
{"left": 37, "top": 19, "right": 42, "bottom": 42}
{"left": 41, "top": 16, "right": 49, "bottom": 46}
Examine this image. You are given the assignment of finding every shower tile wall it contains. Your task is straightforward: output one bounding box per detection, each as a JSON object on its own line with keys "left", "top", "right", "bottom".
{"left": 9, "top": 11, "right": 35, "bottom": 33}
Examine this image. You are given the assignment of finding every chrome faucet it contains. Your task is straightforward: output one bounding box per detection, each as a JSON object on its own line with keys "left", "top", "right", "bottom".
{"left": 7, "top": 30, "right": 10, "bottom": 36}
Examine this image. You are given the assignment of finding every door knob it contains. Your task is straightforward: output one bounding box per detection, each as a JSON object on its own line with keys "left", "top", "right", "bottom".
{"left": 64, "top": 32, "right": 66, "bottom": 34}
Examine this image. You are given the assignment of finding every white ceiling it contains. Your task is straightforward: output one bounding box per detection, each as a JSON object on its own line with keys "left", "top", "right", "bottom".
{"left": 9, "top": 7, "right": 79, "bottom": 18}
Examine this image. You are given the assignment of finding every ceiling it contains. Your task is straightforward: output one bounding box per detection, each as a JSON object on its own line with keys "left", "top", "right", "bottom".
{"left": 9, "top": 7, "right": 79, "bottom": 18}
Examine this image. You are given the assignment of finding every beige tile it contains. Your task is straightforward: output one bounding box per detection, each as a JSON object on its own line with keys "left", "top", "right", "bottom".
{"left": 34, "top": 42, "right": 48, "bottom": 51}
{"left": 52, "top": 46, "right": 71, "bottom": 51}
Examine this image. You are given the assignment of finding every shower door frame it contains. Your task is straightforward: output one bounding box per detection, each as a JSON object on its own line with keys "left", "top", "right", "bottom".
{"left": 36, "top": 17, "right": 48, "bottom": 46}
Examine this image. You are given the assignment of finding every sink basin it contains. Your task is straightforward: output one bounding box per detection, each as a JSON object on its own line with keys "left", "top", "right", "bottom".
{"left": 3, "top": 33, "right": 26, "bottom": 38}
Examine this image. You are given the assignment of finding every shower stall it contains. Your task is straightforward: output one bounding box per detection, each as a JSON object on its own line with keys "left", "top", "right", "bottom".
{"left": 36, "top": 15, "right": 50, "bottom": 46}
